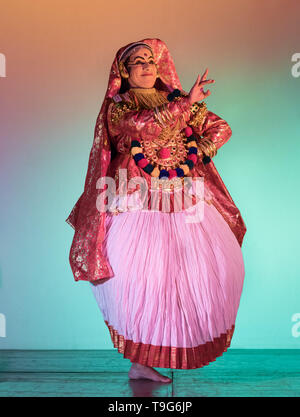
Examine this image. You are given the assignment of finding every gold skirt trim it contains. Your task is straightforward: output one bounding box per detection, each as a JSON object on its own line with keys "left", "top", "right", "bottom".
{"left": 104, "top": 320, "right": 235, "bottom": 369}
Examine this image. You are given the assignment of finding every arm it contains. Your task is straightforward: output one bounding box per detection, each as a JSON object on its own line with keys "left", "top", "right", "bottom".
{"left": 199, "top": 110, "right": 232, "bottom": 151}
{"left": 107, "top": 95, "right": 192, "bottom": 140}
{"left": 189, "top": 102, "right": 232, "bottom": 158}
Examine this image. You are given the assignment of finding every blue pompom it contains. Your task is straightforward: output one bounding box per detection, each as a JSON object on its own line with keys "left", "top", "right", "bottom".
{"left": 167, "top": 89, "right": 182, "bottom": 102}
{"left": 159, "top": 169, "right": 169, "bottom": 179}
{"left": 175, "top": 167, "right": 184, "bottom": 177}
{"left": 188, "top": 147, "right": 197, "bottom": 155}
{"left": 133, "top": 153, "right": 145, "bottom": 162}
{"left": 131, "top": 140, "right": 141, "bottom": 148}
{"left": 144, "top": 164, "right": 154, "bottom": 174}
{"left": 184, "top": 159, "right": 194, "bottom": 169}
{"left": 186, "top": 134, "right": 197, "bottom": 142}
{"left": 167, "top": 92, "right": 174, "bottom": 102}
{"left": 203, "top": 155, "right": 211, "bottom": 165}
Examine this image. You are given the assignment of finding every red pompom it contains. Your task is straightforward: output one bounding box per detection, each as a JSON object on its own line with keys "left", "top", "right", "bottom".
{"left": 137, "top": 158, "right": 149, "bottom": 168}
{"left": 185, "top": 126, "right": 193, "bottom": 137}
{"left": 187, "top": 154, "right": 197, "bottom": 164}
{"left": 168, "top": 169, "right": 177, "bottom": 179}
{"left": 158, "top": 147, "right": 171, "bottom": 159}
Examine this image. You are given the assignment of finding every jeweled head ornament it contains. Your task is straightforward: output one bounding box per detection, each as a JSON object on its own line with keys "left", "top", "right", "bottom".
{"left": 118, "top": 42, "right": 153, "bottom": 64}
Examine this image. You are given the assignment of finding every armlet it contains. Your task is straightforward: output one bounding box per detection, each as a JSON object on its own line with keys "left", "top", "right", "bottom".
{"left": 109, "top": 97, "right": 137, "bottom": 126}
{"left": 188, "top": 101, "right": 208, "bottom": 128}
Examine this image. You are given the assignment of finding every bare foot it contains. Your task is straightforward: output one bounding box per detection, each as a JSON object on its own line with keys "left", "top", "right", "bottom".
{"left": 128, "top": 363, "right": 172, "bottom": 383}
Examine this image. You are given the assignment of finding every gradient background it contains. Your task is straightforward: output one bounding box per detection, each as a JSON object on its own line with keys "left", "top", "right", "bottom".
{"left": 0, "top": 0, "right": 300, "bottom": 349}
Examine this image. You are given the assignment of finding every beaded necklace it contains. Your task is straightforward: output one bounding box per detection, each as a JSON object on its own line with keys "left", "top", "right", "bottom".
{"left": 130, "top": 89, "right": 210, "bottom": 180}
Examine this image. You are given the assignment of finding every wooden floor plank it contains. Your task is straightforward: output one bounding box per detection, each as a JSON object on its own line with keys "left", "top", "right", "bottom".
{"left": 0, "top": 372, "right": 173, "bottom": 397}
{"left": 0, "top": 350, "right": 299, "bottom": 397}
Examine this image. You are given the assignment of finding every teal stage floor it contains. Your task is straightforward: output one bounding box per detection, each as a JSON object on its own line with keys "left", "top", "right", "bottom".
{"left": 0, "top": 349, "right": 299, "bottom": 397}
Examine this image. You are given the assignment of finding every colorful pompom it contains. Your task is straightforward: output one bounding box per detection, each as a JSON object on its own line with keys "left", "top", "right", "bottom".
{"left": 188, "top": 147, "right": 198, "bottom": 154}
{"left": 144, "top": 164, "right": 155, "bottom": 174}
{"left": 175, "top": 167, "right": 184, "bottom": 177}
{"left": 131, "top": 140, "right": 141, "bottom": 148}
{"left": 130, "top": 123, "right": 205, "bottom": 180}
{"left": 185, "top": 126, "right": 193, "bottom": 137}
{"left": 167, "top": 88, "right": 182, "bottom": 102}
{"left": 186, "top": 140, "right": 197, "bottom": 148}
{"left": 150, "top": 166, "right": 160, "bottom": 177}
{"left": 179, "top": 164, "right": 190, "bottom": 175}
{"left": 184, "top": 159, "right": 194, "bottom": 169}
{"left": 137, "top": 158, "right": 149, "bottom": 168}
{"left": 203, "top": 155, "right": 211, "bottom": 165}
{"left": 168, "top": 169, "right": 177, "bottom": 179}
{"left": 187, "top": 154, "right": 197, "bottom": 164}
{"left": 133, "top": 153, "right": 145, "bottom": 162}
{"left": 186, "top": 134, "right": 197, "bottom": 143}
{"left": 159, "top": 169, "right": 169, "bottom": 179}
{"left": 131, "top": 146, "right": 142, "bottom": 155}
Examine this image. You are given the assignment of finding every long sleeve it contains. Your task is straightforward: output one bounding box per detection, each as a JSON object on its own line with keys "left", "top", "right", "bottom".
{"left": 193, "top": 109, "right": 232, "bottom": 151}
{"left": 107, "top": 95, "right": 192, "bottom": 141}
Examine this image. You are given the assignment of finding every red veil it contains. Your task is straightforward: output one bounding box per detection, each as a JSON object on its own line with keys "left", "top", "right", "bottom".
{"left": 66, "top": 38, "right": 246, "bottom": 283}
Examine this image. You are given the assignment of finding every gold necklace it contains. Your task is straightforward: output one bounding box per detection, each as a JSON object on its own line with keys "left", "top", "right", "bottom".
{"left": 129, "top": 87, "right": 169, "bottom": 109}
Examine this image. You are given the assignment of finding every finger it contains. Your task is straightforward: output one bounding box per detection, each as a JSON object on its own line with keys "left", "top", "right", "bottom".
{"left": 201, "top": 68, "right": 208, "bottom": 80}
{"left": 200, "top": 79, "right": 215, "bottom": 85}
{"left": 194, "top": 74, "right": 201, "bottom": 86}
{"left": 199, "top": 89, "right": 209, "bottom": 98}
{"left": 200, "top": 68, "right": 208, "bottom": 83}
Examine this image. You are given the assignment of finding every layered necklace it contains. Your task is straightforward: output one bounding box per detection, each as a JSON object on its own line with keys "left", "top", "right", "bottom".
{"left": 129, "top": 87, "right": 199, "bottom": 181}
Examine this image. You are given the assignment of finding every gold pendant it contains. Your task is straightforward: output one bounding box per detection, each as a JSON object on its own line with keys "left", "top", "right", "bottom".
{"left": 140, "top": 120, "right": 188, "bottom": 170}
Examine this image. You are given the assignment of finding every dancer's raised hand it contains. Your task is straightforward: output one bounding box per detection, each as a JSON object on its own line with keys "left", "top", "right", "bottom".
{"left": 188, "top": 68, "right": 215, "bottom": 104}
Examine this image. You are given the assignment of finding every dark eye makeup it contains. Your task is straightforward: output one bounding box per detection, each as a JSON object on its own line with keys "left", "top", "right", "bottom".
{"left": 135, "top": 60, "right": 155, "bottom": 64}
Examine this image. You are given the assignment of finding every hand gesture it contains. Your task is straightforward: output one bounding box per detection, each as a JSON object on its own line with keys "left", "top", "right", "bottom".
{"left": 188, "top": 68, "right": 215, "bottom": 105}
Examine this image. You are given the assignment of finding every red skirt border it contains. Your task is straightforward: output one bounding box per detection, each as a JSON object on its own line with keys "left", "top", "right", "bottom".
{"left": 104, "top": 320, "right": 235, "bottom": 370}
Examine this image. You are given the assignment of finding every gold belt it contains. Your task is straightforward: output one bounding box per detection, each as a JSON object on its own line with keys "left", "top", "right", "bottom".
{"left": 150, "top": 176, "right": 186, "bottom": 192}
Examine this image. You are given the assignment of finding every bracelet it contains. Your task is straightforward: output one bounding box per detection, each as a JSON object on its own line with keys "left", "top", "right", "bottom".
{"left": 198, "top": 138, "right": 218, "bottom": 158}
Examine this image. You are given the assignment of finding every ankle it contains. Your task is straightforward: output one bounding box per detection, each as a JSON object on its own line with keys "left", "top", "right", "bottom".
{"left": 132, "top": 362, "right": 146, "bottom": 369}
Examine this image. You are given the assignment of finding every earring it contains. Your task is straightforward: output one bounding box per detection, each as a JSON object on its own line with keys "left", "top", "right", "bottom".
{"left": 119, "top": 62, "right": 129, "bottom": 79}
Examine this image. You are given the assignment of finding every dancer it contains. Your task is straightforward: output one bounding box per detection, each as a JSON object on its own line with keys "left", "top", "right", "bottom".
{"left": 66, "top": 38, "right": 247, "bottom": 383}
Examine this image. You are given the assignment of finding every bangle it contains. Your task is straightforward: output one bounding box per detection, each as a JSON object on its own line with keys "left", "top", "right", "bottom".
{"left": 198, "top": 138, "right": 218, "bottom": 158}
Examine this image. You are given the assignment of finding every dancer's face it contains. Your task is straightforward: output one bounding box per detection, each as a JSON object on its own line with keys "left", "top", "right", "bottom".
{"left": 126, "top": 47, "right": 157, "bottom": 89}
